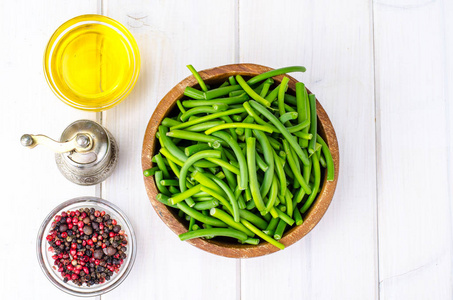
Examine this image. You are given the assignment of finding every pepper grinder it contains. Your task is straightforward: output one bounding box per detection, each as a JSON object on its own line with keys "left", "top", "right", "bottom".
{"left": 20, "top": 119, "right": 118, "bottom": 185}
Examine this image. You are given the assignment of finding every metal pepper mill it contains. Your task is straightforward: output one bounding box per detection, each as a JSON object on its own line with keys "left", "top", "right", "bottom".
{"left": 20, "top": 120, "right": 118, "bottom": 185}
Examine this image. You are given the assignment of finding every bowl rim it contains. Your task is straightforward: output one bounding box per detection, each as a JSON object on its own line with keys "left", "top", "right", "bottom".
{"left": 141, "top": 63, "right": 339, "bottom": 258}
{"left": 36, "top": 196, "right": 137, "bottom": 297}
{"left": 43, "top": 14, "right": 141, "bottom": 112}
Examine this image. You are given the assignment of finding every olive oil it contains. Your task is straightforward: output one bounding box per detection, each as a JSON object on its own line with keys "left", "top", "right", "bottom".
{"left": 44, "top": 15, "right": 140, "bottom": 111}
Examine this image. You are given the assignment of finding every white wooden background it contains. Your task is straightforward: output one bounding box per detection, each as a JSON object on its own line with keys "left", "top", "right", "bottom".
{"left": 1, "top": 0, "right": 452, "bottom": 299}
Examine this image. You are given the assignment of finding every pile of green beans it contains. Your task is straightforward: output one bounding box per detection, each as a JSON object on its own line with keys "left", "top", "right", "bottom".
{"left": 144, "top": 65, "right": 335, "bottom": 250}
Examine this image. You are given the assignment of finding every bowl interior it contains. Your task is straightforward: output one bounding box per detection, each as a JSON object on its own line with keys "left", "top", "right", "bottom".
{"left": 37, "top": 197, "right": 137, "bottom": 297}
{"left": 142, "top": 64, "right": 339, "bottom": 258}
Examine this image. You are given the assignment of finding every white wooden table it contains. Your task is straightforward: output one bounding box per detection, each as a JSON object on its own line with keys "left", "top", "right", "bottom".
{"left": 2, "top": 0, "right": 452, "bottom": 299}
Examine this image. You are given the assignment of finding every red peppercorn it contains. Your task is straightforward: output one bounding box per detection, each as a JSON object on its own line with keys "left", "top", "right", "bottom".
{"left": 61, "top": 232, "right": 68, "bottom": 238}
{"left": 77, "top": 221, "right": 84, "bottom": 228}
{"left": 58, "top": 266, "right": 64, "bottom": 272}
{"left": 55, "top": 240, "right": 61, "bottom": 246}
{"left": 90, "top": 257, "right": 95, "bottom": 263}
{"left": 71, "top": 274, "right": 78, "bottom": 280}
{"left": 67, "top": 265, "right": 74, "bottom": 271}
{"left": 70, "top": 249, "right": 77, "bottom": 256}
{"left": 55, "top": 215, "right": 61, "bottom": 222}
{"left": 101, "top": 211, "right": 105, "bottom": 217}
{"left": 77, "top": 251, "right": 84, "bottom": 256}
{"left": 67, "top": 223, "right": 73, "bottom": 229}
{"left": 48, "top": 247, "right": 54, "bottom": 252}
{"left": 75, "top": 211, "right": 80, "bottom": 217}
{"left": 52, "top": 254, "right": 58, "bottom": 259}
{"left": 71, "top": 243, "right": 77, "bottom": 249}
{"left": 94, "top": 211, "right": 100, "bottom": 217}
{"left": 99, "top": 223, "right": 104, "bottom": 230}
{"left": 92, "top": 237, "right": 98, "bottom": 243}
{"left": 82, "top": 240, "right": 86, "bottom": 246}
{"left": 102, "top": 243, "right": 106, "bottom": 249}
{"left": 83, "top": 267, "right": 89, "bottom": 274}
{"left": 98, "top": 236, "right": 102, "bottom": 240}
{"left": 58, "top": 253, "right": 63, "bottom": 258}
{"left": 87, "top": 240, "right": 93, "bottom": 246}
{"left": 94, "top": 260, "right": 100, "bottom": 265}
{"left": 61, "top": 211, "right": 67, "bottom": 218}
{"left": 46, "top": 235, "right": 54, "bottom": 242}
{"left": 112, "top": 219, "right": 117, "bottom": 225}
{"left": 75, "top": 265, "right": 82, "bottom": 270}
{"left": 109, "top": 232, "right": 115, "bottom": 238}
{"left": 72, "top": 217, "right": 78, "bottom": 224}
{"left": 66, "top": 217, "right": 71, "bottom": 224}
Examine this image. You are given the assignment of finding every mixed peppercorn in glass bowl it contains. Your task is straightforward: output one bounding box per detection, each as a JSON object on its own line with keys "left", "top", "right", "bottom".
{"left": 37, "top": 197, "right": 136, "bottom": 297}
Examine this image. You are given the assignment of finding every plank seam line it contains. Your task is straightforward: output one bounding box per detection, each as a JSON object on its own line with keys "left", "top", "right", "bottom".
{"left": 371, "top": 0, "right": 381, "bottom": 298}
{"left": 439, "top": 0, "right": 453, "bottom": 297}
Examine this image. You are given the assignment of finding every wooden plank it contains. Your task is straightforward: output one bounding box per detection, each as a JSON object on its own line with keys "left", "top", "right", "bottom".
{"left": 101, "top": 1, "right": 238, "bottom": 299}
{"left": 373, "top": 0, "right": 453, "bottom": 299}
{"left": 0, "top": 2, "right": 98, "bottom": 299}
{"left": 239, "top": 0, "right": 378, "bottom": 299}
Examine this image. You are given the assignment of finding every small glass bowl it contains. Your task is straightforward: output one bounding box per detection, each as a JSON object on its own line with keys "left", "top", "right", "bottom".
{"left": 43, "top": 15, "right": 140, "bottom": 111}
{"left": 37, "top": 197, "right": 137, "bottom": 297}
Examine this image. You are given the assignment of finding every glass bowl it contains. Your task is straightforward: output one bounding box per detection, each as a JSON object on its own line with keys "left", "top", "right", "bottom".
{"left": 43, "top": 14, "right": 140, "bottom": 111}
{"left": 36, "top": 196, "right": 137, "bottom": 297}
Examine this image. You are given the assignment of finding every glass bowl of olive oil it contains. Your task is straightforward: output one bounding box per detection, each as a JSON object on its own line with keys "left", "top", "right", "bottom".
{"left": 44, "top": 15, "right": 140, "bottom": 111}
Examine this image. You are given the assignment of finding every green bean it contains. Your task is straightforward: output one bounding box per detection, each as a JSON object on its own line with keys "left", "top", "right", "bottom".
{"left": 219, "top": 81, "right": 229, "bottom": 88}
{"left": 267, "top": 137, "right": 281, "bottom": 150}
{"left": 159, "top": 126, "right": 188, "bottom": 162}
{"left": 162, "top": 117, "right": 181, "bottom": 127}
{"left": 287, "top": 119, "right": 310, "bottom": 133}
{"left": 255, "top": 152, "right": 268, "bottom": 172}
{"left": 241, "top": 219, "right": 285, "bottom": 250}
{"left": 182, "top": 94, "right": 249, "bottom": 108}
{"left": 188, "top": 216, "right": 196, "bottom": 231}
{"left": 204, "top": 173, "right": 240, "bottom": 222}
{"left": 278, "top": 77, "right": 290, "bottom": 125}
{"left": 205, "top": 123, "right": 273, "bottom": 135}
{"left": 193, "top": 200, "right": 219, "bottom": 210}
{"left": 295, "top": 82, "right": 310, "bottom": 148}
{"left": 156, "top": 193, "right": 177, "bottom": 208}
{"left": 265, "top": 84, "right": 280, "bottom": 103}
{"left": 184, "top": 86, "right": 205, "bottom": 99}
{"left": 246, "top": 137, "right": 266, "bottom": 212}
{"left": 239, "top": 209, "right": 267, "bottom": 230}
{"left": 168, "top": 185, "right": 180, "bottom": 194}
{"left": 160, "top": 179, "right": 179, "bottom": 186}
{"left": 155, "top": 171, "right": 170, "bottom": 196}
{"left": 279, "top": 112, "right": 298, "bottom": 124}
{"left": 199, "top": 186, "right": 233, "bottom": 215}
{"left": 168, "top": 184, "right": 202, "bottom": 205}
{"left": 186, "top": 121, "right": 226, "bottom": 133}
{"left": 180, "top": 106, "right": 219, "bottom": 122}
{"left": 204, "top": 85, "right": 241, "bottom": 100}
{"left": 284, "top": 93, "right": 297, "bottom": 105}
{"left": 247, "top": 66, "right": 306, "bottom": 85}
{"left": 294, "top": 185, "right": 306, "bottom": 204}
{"left": 232, "top": 115, "right": 242, "bottom": 122}
{"left": 282, "top": 140, "right": 311, "bottom": 194}
{"left": 229, "top": 90, "right": 244, "bottom": 97}
{"left": 249, "top": 100, "right": 309, "bottom": 166}
{"left": 293, "top": 204, "right": 303, "bottom": 225}
{"left": 187, "top": 65, "right": 208, "bottom": 92}
{"left": 154, "top": 153, "right": 170, "bottom": 178}
{"left": 167, "top": 130, "right": 226, "bottom": 146}
{"left": 179, "top": 227, "right": 246, "bottom": 241}
{"left": 236, "top": 75, "right": 271, "bottom": 107}
{"left": 237, "top": 194, "right": 246, "bottom": 209}
{"left": 263, "top": 217, "right": 279, "bottom": 236}
{"left": 179, "top": 150, "right": 221, "bottom": 204}
{"left": 143, "top": 166, "right": 159, "bottom": 177}
{"left": 184, "top": 143, "right": 211, "bottom": 156}
{"left": 253, "top": 130, "right": 275, "bottom": 199}
{"left": 212, "top": 131, "right": 248, "bottom": 190}
{"left": 176, "top": 100, "right": 186, "bottom": 114}
{"left": 272, "top": 149, "right": 287, "bottom": 197}
{"left": 191, "top": 170, "right": 225, "bottom": 196}
{"left": 209, "top": 208, "right": 254, "bottom": 237}
{"left": 193, "top": 196, "right": 215, "bottom": 201}
{"left": 259, "top": 78, "right": 274, "bottom": 98}
{"left": 167, "top": 157, "right": 181, "bottom": 178}
{"left": 239, "top": 238, "right": 260, "bottom": 245}
{"left": 319, "top": 154, "right": 327, "bottom": 168}
{"left": 300, "top": 152, "right": 321, "bottom": 213}
{"left": 308, "top": 94, "right": 317, "bottom": 154}
{"left": 273, "top": 219, "right": 287, "bottom": 240}
{"left": 176, "top": 202, "right": 227, "bottom": 227}
{"left": 192, "top": 223, "right": 200, "bottom": 231}
{"left": 170, "top": 108, "right": 246, "bottom": 130}
{"left": 213, "top": 103, "right": 229, "bottom": 111}
{"left": 317, "top": 134, "right": 335, "bottom": 181}
{"left": 264, "top": 177, "right": 279, "bottom": 214}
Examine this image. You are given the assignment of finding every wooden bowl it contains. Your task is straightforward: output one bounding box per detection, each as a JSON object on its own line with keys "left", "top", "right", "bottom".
{"left": 142, "top": 63, "right": 339, "bottom": 258}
